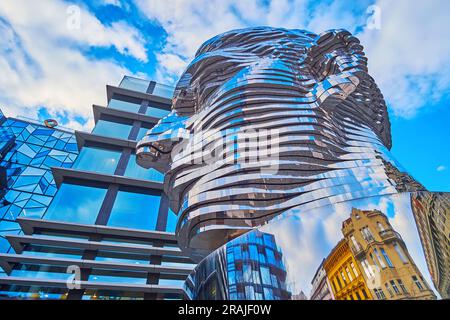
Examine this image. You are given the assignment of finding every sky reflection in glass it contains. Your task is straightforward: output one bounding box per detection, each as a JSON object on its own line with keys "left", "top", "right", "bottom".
{"left": 43, "top": 183, "right": 106, "bottom": 224}
{"left": 107, "top": 190, "right": 160, "bottom": 230}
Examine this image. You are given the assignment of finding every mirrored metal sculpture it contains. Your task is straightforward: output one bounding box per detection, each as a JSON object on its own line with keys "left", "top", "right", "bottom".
{"left": 136, "top": 27, "right": 449, "bottom": 300}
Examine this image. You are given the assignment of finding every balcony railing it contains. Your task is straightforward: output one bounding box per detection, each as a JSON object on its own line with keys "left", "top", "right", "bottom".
{"left": 379, "top": 229, "right": 402, "bottom": 242}
{"left": 350, "top": 243, "right": 364, "bottom": 257}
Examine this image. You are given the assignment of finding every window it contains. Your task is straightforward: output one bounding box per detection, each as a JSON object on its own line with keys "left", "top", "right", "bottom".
{"left": 249, "top": 245, "right": 258, "bottom": 260}
{"left": 331, "top": 280, "right": 337, "bottom": 293}
{"left": 136, "top": 125, "right": 153, "bottom": 141}
{"left": 373, "top": 248, "right": 386, "bottom": 268}
{"left": 119, "top": 76, "right": 150, "bottom": 93}
{"left": 243, "top": 263, "right": 252, "bottom": 283}
{"left": 361, "top": 289, "right": 368, "bottom": 299}
{"left": 44, "top": 183, "right": 107, "bottom": 224}
{"left": 377, "top": 221, "right": 385, "bottom": 231}
{"left": 145, "top": 106, "right": 171, "bottom": 118}
{"left": 370, "top": 253, "right": 379, "bottom": 268}
{"left": 73, "top": 146, "right": 121, "bottom": 175}
{"left": 397, "top": 279, "right": 408, "bottom": 294}
{"left": 346, "top": 267, "right": 353, "bottom": 281}
{"left": 390, "top": 280, "right": 400, "bottom": 294}
{"left": 152, "top": 83, "right": 174, "bottom": 99}
{"left": 412, "top": 276, "right": 424, "bottom": 291}
{"left": 108, "top": 98, "right": 141, "bottom": 113}
{"left": 373, "top": 288, "right": 386, "bottom": 300}
{"left": 361, "top": 226, "right": 374, "bottom": 242}
{"left": 355, "top": 291, "right": 361, "bottom": 300}
{"left": 340, "top": 271, "right": 347, "bottom": 285}
{"left": 350, "top": 235, "right": 360, "bottom": 251}
{"left": 361, "top": 259, "right": 374, "bottom": 278}
{"left": 124, "top": 153, "right": 163, "bottom": 182}
{"left": 92, "top": 119, "right": 132, "bottom": 140}
{"left": 394, "top": 243, "right": 408, "bottom": 263}
{"left": 107, "top": 189, "right": 161, "bottom": 230}
{"left": 266, "top": 249, "right": 276, "bottom": 265}
{"left": 166, "top": 208, "right": 177, "bottom": 233}
{"left": 381, "top": 248, "right": 394, "bottom": 267}
{"left": 385, "top": 283, "right": 394, "bottom": 297}
{"left": 336, "top": 276, "right": 342, "bottom": 290}
{"left": 88, "top": 274, "right": 146, "bottom": 285}
{"left": 350, "top": 262, "right": 358, "bottom": 277}
{"left": 263, "top": 287, "right": 273, "bottom": 300}
{"left": 245, "top": 285, "right": 255, "bottom": 300}
{"left": 419, "top": 276, "right": 428, "bottom": 289}
{"left": 260, "top": 267, "right": 271, "bottom": 286}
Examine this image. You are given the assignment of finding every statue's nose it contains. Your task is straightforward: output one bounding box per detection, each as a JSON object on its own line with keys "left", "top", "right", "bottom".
{"left": 136, "top": 112, "right": 191, "bottom": 172}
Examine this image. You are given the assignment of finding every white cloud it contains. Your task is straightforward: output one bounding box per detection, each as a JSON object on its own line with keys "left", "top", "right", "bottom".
{"left": 358, "top": 0, "right": 450, "bottom": 118}
{"left": 436, "top": 165, "right": 446, "bottom": 172}
{"left": 102, "top": 0, "right": 122, "bottom": 8}
{"left": 134, "top": 0, "right": 367, "bottom": 83}
{"left": 1, "top": 0, "right": 448, "bottom": 131}
{"left": 0, "top": 0, "right": 147, "bottom": 131}
{"left": 136, "top": 0, "right": 450, "bottom": 118}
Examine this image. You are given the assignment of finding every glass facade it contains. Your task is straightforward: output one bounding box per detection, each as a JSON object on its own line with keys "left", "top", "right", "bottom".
{"left": 0, "top": 78, "right": 189, "bottom": 300}
{"left": 43, "top": 182, "right": 107, "bottom": 225}
{"left": 73, "top": 146, "right": 121, "bottom": 175}
{"left": 152, "top": 83, "right": 174, "bottom": 99}
{"left": 145, "top": 106, "right": 170, "bottom": 118}
{"left": 119, "top": 76, "right": 150, "bottom": 93}
{"left": 0, "top": 110, "right": 78, "bottom": 257}
{"left": 124, "top": 153, "right": 163, "bottom": 182}
{"left": 92, "top": 118, "right": 132, "bottom": 139}
{"left": 107, "top": 189, "right": 160, "bottom": 230}
{"left": 137, "top": 125, "right": 152, "bottom": 141}
{"left": 108, "top": 98, "right": 141, "bottom": 113}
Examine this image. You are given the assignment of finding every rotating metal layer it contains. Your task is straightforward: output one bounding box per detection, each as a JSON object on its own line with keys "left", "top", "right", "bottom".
{"left": 136, "top": 27, "right": 424, "bottom": 261}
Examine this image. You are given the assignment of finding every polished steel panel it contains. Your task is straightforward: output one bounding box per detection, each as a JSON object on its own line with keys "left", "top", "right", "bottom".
{"left": 135, "top": 27, "right": 448, "bottom": 299}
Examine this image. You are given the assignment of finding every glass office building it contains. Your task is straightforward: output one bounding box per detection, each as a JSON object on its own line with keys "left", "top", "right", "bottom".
{"left": 0, "top": 110, "right": 78, "bottom": 260}
{"left": 0, "top": 76, "right": 194, "bottom": 299}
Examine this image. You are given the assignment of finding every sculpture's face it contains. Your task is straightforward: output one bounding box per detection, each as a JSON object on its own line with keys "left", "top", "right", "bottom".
{"left": 137, "top": 27, "right": 394, "bottom": 260}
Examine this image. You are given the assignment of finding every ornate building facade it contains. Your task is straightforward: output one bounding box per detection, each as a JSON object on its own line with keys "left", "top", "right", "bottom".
{"left": 323, "top": 239, "right": 371, "bottom": 300}
{"left": 411, "top": 193, "right": 449, "bottom": 298}
{"left": 0, "top": 110, "right": 78, "bottom": 257}
{"left": 342, "top": 208, "right": 436, "bottom": 300}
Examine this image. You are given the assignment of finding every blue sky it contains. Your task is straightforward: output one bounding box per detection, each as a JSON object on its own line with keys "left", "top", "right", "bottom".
{"left": 0, "top": 0, "right": 449, "bottom": 192}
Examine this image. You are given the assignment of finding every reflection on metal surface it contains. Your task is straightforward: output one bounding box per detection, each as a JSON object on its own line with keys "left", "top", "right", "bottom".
{"left": 185, "top": 230, "right": 290, "bottom": 300}
{"left": 411, "top": 192, "right": 450, "bottom": 298}
{"left": 340, "top": 207, "right": 435, "bottom": 300}
{"left": 136, "top": 27, "right": 425, "bottom": 261}
{"left": 134, "top": 27, "right": 448, "bottom": 300}
{"left": 186, "top": 192, "right": 446, "bottom": 300}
